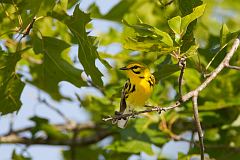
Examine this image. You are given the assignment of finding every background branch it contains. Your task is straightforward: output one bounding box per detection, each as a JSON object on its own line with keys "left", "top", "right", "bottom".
{"left": 192, "top": 93, "right": 204, "bottom": 160}
{"left": 0, "top": 123, "right": 113, "bottom": 147}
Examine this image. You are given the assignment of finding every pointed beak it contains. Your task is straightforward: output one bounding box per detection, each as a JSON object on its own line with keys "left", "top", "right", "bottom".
{"left": 120, "top": 66, "right": 128, "bottom": 70}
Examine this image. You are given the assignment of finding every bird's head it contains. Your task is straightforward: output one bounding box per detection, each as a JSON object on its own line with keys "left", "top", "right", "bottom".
{"left": 120, "top": 63, "right": 150, "bottom": 79}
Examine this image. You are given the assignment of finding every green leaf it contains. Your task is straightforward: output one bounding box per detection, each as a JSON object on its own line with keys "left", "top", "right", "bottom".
{"left": 106, "top": 140, "right": 153, "bottom": 155}
{"left": 178, "top": 152, "right": 191, "bottom": 160}
{"left": 168, "top": 16, "right": 181, "bottom": 42}
{"left": 178, "top": 0, "right": 203, "bottom": 16}
{"left": 12, "top": 150, "right": 31, "bottom": 160}
{"left": 207, "top": 145, "right": 240, "bottom": 160}
{"left": 124, "top": 37, "right": 175, "bottom": 53}
{"left": 168, "top": 16, "right": 182, "bottom": 35}
{"left": 181, "top": 44, "right": 199, "bottom": 57}
{"left": 31, "top": 36, "right": 86, "bottom": 100}
{"left": 89, "top": 0, "right": 135, "bottom": 22}
{"left": 220, "top": 24, "right": 230, "bottom": 47}
{"left": 123, "top": 20, "right": 173, "bottom": 47}
{"left": 154, "top": 64, "right": 180, "bottom": 80}
{"left": 51, "top": 4, "right": 106, "bottom": 86}
{"left": 0, "top": 51, "right": 25, "bottom": 115}
{"left": 181, "top": 4, "right": 206, "bottom": 36}
{"left": 205, "top": 128, "right": 220, "bottom": 141}
{"left": 30, "top": 116, "right": 69, "bottom": 140}
{"left": 20, "top": 0, "right": 56, "bottom": 16}
{"left": 199, "top": 98, "right": 240, "bottom": 111}
{"left": 63, "top": 147, "right": 101, "bottom": 160}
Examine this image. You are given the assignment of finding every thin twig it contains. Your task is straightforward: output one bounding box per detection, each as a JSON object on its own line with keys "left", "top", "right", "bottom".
{"left": 189, "top": 129, "right": 195, "bottom": 149}
{"left": 22, "top": 17, "right": 36, "bottom": 38}
{"left": 40, "top": 98, "right": 72, "bottom": 124}
{"left": 192, "top": 93, "right": 204, "bottom": 160}
{"left": 178, "top": 57, "right": 186, "bottom": 101}
{"left": 9, "top": 114, "right": 15, "bottom": 133}
{"left": 71, "top": 128, "right": 78, "bottom": 160}
{"left": 87, "top": 80, "right": 106, "bottom": 96}
{"left": 225, "top": 65, "right": 240, "bottom": 70}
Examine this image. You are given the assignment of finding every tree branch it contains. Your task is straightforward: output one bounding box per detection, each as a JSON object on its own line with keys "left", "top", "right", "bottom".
{"left": 0, "top": 131, "right": 112, "bottom": 146}
{"left": 0, "top": 123, "right": 113, "bottom": 146}
{"left": 192, "top": 93, "right": 204, "bottom": 160}
{"left": 102, "top": 102, "right": 180, "bottom": 122}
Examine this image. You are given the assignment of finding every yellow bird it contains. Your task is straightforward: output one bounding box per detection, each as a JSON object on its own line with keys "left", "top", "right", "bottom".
{"left": 117, "top": 63, "right": 155, "bottom": 128}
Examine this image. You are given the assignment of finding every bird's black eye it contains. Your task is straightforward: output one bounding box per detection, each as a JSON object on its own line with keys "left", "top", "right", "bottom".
{"left": 131, "top": 65, "right": 140, "bottom": 69}
{"left": 131, "top": 65, "right": 141, "bottom": 74}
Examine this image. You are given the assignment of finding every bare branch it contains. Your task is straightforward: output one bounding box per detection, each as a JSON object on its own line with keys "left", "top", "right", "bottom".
{"left": 225, "top": 64, "right": 240, "bottom": 70}
{"left": 0, "top": 122, "right": 113, "bottom": 146}
{"left": 0, "top": 131, "right": 112, "bottom": 146}
{"left": 192, "top": 93, "right": 204, "bottom": 160}
{"left": 178, "top": 57, "right": 186, "bottom": 101}
{"left": 103, "top": 102, "right": 181, "bottom": 122}
{"left": 22, "top": 17, "right": 36, "bottom": 37}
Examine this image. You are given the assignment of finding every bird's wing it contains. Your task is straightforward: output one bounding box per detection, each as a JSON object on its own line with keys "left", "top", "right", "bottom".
{"left": 119, "top": 79, "right": 130, "bottom": 113}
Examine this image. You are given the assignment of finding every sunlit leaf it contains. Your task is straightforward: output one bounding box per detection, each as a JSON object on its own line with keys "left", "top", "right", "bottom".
{"left": 168, "top": 16, "right": 181, "bottom": 42}
{"left": 154, "top": 64, "right": 180, "bottom": 80}
{"left": 106, "top": 140, "right": 153, "bottom": 155}
{"left": 0, "top": 51, "right": 25, "bottom": 115}
{"left": 30, "top": 36, "right": 86, "bottom": 100}
{"left": 89, "top": 0, "right": 135, "bottom": 22}
{"left": 30, "top": 116, "right": 69, "bottom": 140}
{"left": 199, "top": 98, "right": 240, "bottom": 111}
{"left": 205, "top": 128, "right": 220, "bottom": 141}
{"left": 181, "top": 4, "right": 206, "bottom": 36}
{"left": 12, "top": 150, "right": 31, "bottom": 160}
{"left": 181, "top": 44, "right": 199, "bottom": 57}
{"left": 124, "top": 37, "right": 175, "bottom": 53}
{"left": 51, "top": 4, "right": 108, "bottom": 86}
{"left": 220, "top": 24, "right": 229, "bottom": 47}
{"left": 123, "top": 20, "right": 173, "bottom": 47}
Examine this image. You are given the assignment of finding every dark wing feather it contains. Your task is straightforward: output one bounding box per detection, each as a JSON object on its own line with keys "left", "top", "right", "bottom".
{"left": 119, "top": 79, "right": 130, "bottom": 113}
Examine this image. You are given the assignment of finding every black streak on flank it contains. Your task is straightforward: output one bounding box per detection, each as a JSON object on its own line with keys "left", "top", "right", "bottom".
{"left": 128, "top": 83, "right": 132, "bottom": 92}
{"left": 130, "top": 85, "right": 136, "bottom": 93}
{"left": 148, "top": 80, "right": 154, "bottom": 87}
{"left": 139, "top": 76, "right": 145, "bottom": 79}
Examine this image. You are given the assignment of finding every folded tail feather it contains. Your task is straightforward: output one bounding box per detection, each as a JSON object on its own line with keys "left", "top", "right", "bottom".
{"left": 117, "top": 108, "right": 129, "bottom": 128}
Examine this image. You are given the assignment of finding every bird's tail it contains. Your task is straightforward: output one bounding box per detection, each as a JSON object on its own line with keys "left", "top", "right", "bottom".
{"left": 117, "top": 109, "right": 129, "bottom": 128}
{"left": 117, "top": 118, "right": 128, "bottom": 128}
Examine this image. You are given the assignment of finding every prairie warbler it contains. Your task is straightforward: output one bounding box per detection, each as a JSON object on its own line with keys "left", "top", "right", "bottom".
{"left": 116, "top": 63, "right": 155, "bottom": 128}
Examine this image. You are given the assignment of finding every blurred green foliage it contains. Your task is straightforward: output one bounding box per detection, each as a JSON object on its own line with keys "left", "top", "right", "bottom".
{"left": 1, "top": 0, "right": 240, "bottom": 159}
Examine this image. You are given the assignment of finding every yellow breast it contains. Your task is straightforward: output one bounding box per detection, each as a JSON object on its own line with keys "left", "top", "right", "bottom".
{"left": 126, "top": 78, "right": 153, "bottom": 107}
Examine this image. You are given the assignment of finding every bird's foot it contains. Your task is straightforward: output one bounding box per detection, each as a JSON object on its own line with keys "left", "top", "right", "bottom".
{"left": 114, "top": 111, "right": 127, "bottom": 120}
{"left": 153, "top": 106, "right": 166, "bottom": 114}
{"left": 129, "top": 109, "right": 137, "bottom": 118}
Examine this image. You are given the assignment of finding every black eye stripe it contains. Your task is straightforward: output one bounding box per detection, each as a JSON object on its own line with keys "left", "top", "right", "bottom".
{"left": 130, "top": 65, "right": 140, "bottom": 69}
{"left": 132, "top": 70, "right": 140, "bottom": 74}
